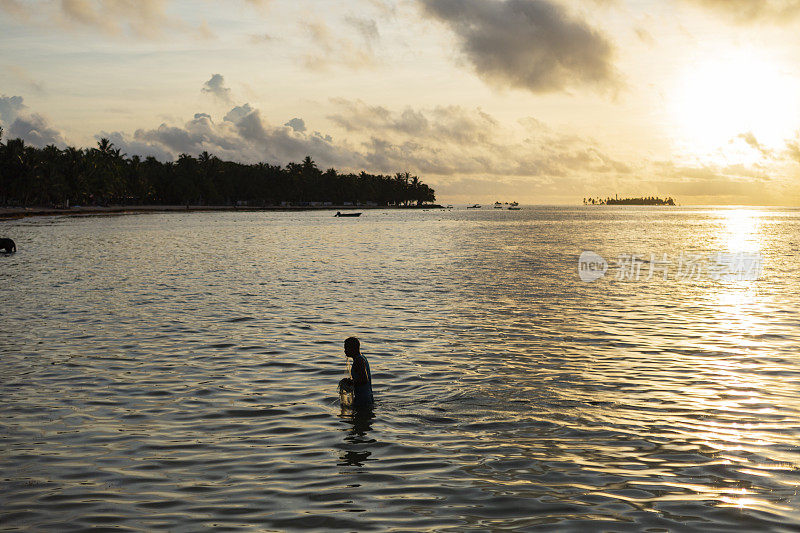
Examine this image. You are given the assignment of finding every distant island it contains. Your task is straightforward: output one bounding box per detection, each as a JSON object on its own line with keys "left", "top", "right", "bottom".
{"left": 0, "top": 130, "right": 436, "bottom": 209}
{"left": 583, "top": 196, "right": 676, "bottom": 206}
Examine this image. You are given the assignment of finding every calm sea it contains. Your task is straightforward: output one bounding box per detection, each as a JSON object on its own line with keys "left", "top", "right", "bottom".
{"left": 2, "top": 206, "right": 800, "bottom": 531}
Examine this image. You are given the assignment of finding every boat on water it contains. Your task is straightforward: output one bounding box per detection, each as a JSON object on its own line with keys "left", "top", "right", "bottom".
{"left": 508, "top": 206, "right": 521, "bottom": 210}
{"left": 510, "top": 201, "right": 519, "bottom": 207}
{"left": 494, "top": 202, "right": 503, "bottom": 208}
{"left": 467, "top": 204, "right": 481, "bottom": 208}
{"left": 334, "top": 211, "right": 362, "bottom": 217}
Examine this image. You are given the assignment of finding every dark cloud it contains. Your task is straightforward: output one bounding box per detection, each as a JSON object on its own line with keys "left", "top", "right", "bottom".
{"left": 98, "top": 130, "right": 172, "bottom": 161}
{"left": 681, "top": 0, "right": 800, "bottom": 22}
{"left": 201, "top": 74, "right": 232, "bottom": 103}
{"left": 0, "top": 95, "right": 66, "bottom": 147}
{"left": 285, "top": 118, "right": 306, "bottom": 132}
{"left": 418, "top": 0, "right": 618, "bottom": 93}
{"left": 0, "top": 94, "right": 26, "bottom": 125}
{"left": 223, "top": 103, "right": 254, "bottom": 124}
{"left": 9, "top": 113, "right": 66, "bottom": 146}
{"left": 104, "top": 103, "right": 366, "bottom": 169}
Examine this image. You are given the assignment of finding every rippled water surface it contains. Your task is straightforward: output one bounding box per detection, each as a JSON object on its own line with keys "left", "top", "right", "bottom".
{"left": 2, "top": 206, "right": 800, "bottom": 531}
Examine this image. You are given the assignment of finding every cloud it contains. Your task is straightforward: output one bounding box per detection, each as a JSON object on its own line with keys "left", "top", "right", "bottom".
{"left": 680, "top": 0, "right": 800, "bottom": 22}
{"left": 300, "top": 19, "right": 379, "bottom": 70}
{"left": 100, "top": 98, "right": 628, "bottom": 183}
{"left": 0, "top": 0, "right": 226, "bottom": 39}
{"left": 0, "top": 0, "right": 28, "bottom": 20}
{"left": 285, "top": 118, "right": 306, "bottom": 132}
{"left": 9, "top": 113, "right": 66, "bottom": 146}
{"left": 326, "top": 98, "right": 629, "bottom": 177}
{"left": 642, "top": 160, "right": 785, "bottom": 203}
{"left": 344, "top": 15, "right": 380, "bottom": 46}
{"left": 0, "top": 95, "right": 26, "bottom": 125}
{"left": 201, "top": 74, "right": 232, "bottom": 103}
{"left": 248, "top": 32, "right": 274, "bottom": 44}
{"left": 104, "top": 103, "right": 366, "bottom": 169}
{"left": 0, "top": 95, "right": 67, "bottom": 146}
{"left": 58, "top": 0, "right": 177, "bottom": 39}
{"left": 736, "top": 132, "right": 774, "bottom": 159}
{"left": 99, "top": 100, "right": 795, "bottom": 204}
{"left": 418, "top": 0, "right": 618, "bottom": 94}
{"left": 328, "top": 99, "right": 500, "bottom": 144}
{"left": 7, "top": 66, "right": 46, "bottom": 94}
{"left": 223, "top": 103, "right": 254, "bottom": 124}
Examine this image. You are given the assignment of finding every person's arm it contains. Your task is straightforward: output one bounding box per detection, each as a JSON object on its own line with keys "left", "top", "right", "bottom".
{"left": 351, "top": 357, "right": 370, "bottom": 386}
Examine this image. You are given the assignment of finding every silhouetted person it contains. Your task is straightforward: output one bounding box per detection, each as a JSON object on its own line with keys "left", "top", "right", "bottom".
{"left": 0, "top": 238, "right": 15, "bottom": 253}
{"left": 338, "top": 337, "right": 373, "bottom": 406}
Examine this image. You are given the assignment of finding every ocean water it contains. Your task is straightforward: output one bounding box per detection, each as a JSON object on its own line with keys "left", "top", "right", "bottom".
{"left": 2, "top": 206, "right": 800, "bottom": 531}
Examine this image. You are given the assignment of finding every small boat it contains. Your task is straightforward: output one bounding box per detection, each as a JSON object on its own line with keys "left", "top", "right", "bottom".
{"left": 510, "top": 201, "right": 519, "bottom": 207}
{"left": 493, "top": 202, "right": 503, "bottom": 209}
{"left": 467, "top": 204, "right": 481, "bottom": 209}
{"left": 334, "top": 211, "right": 362, "bottom": 217}
{"left": 508, "top": 206, "right": 521, "bottom": 210}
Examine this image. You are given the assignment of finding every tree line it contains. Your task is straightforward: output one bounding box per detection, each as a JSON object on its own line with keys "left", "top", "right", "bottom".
{"left": 583, "top": 196, "right": 675, "bottom": 206}
{"left": 0, "top": 130, "right": 436, "bottom": 208}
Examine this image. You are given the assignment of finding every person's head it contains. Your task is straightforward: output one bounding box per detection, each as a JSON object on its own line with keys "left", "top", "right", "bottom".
{"left": 344, "top": 337, "right": 360, "bottom": 357}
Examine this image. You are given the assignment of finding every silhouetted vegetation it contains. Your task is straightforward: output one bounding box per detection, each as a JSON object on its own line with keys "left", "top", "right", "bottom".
{"left": 583, "top": 196, "right": 675, "bottom": 206}
{"left": 0, "top": 130, "right": 436, "bottom": 208}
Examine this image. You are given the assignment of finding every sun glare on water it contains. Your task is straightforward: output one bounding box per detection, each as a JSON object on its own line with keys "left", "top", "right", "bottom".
{"left": 669, "top": 49, "right": 800, "bottom": 162}
{"left": 721, "top": 208, "right": 762, "bottom": 253}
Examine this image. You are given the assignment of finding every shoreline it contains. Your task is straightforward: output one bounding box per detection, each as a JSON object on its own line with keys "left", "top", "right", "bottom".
{"left": 0, "top": 204, "right": 445, "bottom": 221}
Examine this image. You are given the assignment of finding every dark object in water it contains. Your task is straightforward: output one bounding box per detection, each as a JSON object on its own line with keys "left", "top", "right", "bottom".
{"left": 334, "top": 211, "right": 362, "bottom": 217}
{"left": 338, "top": 377, "right": 355, "bottom": 406}
{"left": 0, "top": 238, "right": 15, "bottom": 253}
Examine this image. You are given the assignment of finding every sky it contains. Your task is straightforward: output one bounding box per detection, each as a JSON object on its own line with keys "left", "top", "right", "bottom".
{"left": 2, "top": 0, "right": 800, "bottom": 205}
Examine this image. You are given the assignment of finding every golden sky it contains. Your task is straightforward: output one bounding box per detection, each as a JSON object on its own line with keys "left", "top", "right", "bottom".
{"left": 2, "top": 0, "right": 800, "bottom": 205}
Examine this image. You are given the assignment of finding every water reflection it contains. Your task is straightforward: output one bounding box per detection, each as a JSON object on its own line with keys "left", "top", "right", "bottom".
{"left": 721, "top": 208, "right": 762, "bottom": 253}
{"left": 338, "top": 406, "right": 376, "bottom": 467}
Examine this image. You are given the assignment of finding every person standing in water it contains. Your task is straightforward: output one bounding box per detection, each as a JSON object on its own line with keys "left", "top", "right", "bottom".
{"left": 340, "top": 337, "right": 373, "bottom": 406}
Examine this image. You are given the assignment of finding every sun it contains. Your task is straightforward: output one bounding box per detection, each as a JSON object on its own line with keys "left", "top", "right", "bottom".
{"left": 667, "top": 48, "right": 800, "bottom": 162}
